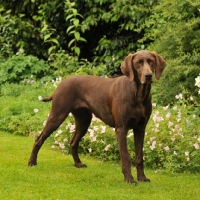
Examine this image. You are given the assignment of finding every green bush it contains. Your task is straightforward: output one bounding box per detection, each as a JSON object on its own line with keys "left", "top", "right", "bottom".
{"left": 151, "top": 58, "right": 200, "bottom": 105}
{"left": 0, "top": 0, "right": 156, "bottom": 74}
{"left": 47, "top": 49, "right": 107, "bottom": 78}
{"left": 0, "top": 54, "right": 52, "bottom": 84}
{"left": 139, "top": 0, "right": 200, "bottom": 104}
{"left": 0, "top": 81, "right": 55, "bottom": 135}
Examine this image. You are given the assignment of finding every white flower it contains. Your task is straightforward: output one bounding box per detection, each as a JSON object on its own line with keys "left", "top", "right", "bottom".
{"left": 195, "top": 74, "right": 200, "bottom": 87}
{"left": 59, "top": 143, "right": 65, "bottom": 149}
{"left": 150, "top": 140, "right": 156, "bottom": 150}
{"left": 69, "top": 125, "right": 75, "bottom": 133}
{"left": 185, "top": 151, "right": 189, "bottom": 156}
{"left": 150, "top": 137, "right": 155, "bottom": 141}
{"left": 168, "top": 121, "right": 174, "bottom": 128}
{"left": 175, "top": 93, "right": 183, "bottom": 99}
{"left": 195, "top": 74, "right": 200, "bottom": 94}
{"left": 193, "top": 143, "right": 199, "bottom": 149}
{"left": 152, "top": 113, "right": 164, "bottom": 122}
{"left": 34, "top": 108, "right": 39, "bottom": 113}
{"left": 166, "top": 112, "right": 171, "bottom": 119}
{"left": 152, "top": 103, "right": 156, "bottom": 107}
{"left": 93, "top": 126, "right": 98, "bottom": 131}
{"left": 101, "top": 126, "right": 106, "bottom": 133}
{"left": 88, "top": 129, "right": 94, "bottom": 137}
{"left": 163, "top": 105, "right": 168, "bottom": 111}
{"left": 43, "top": 120, "right": 47, "bottom": 127}
{"left": 127, "top": 132, "right": 133, "bottom": 138}
{"left": 88, "top": 148, "right": 92, "bottom": 152}
{"left": 63, "top": 138, "right": 68, "bottom": 142}
{"left": 91, "top": 136, "right": 97, "bottom": 142}
{"left": 104, "top": 144, "right": 111, "bottom": 151}
{"left": 56, "top": 76, "right": 62, "bottom": 82}
{"left": 38, "top": 96, "right": 43, "bottom": 101}
{"left": 164, "top": 146, "right": 170, "bottom": 151}
{"left": 171, "top": 137, "right": 175, "bottom": 141}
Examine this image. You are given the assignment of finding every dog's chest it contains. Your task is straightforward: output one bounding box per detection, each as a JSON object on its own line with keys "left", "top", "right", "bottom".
{"left": 127, "top": 105, "right": 147, "bottom": 128}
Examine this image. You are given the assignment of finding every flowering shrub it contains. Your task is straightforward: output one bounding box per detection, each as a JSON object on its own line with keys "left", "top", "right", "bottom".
{"left": 51, "top": 93, "right": 200, "bottom": 173}
{"left": 144, "top": 95, "right": 200, "bottom": 173}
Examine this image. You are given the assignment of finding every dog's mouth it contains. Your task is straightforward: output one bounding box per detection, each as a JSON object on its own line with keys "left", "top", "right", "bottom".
{"left": 145, "top": 77, "right": 153, "bottom": 83}
{"left": 141, "top": 73, "right": 153, "bottom": 84}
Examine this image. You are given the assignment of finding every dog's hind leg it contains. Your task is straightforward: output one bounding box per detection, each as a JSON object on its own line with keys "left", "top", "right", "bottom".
{"left": 70, "top": 108, "right": 92, "bottom": 168}
{"left": 28, "top": 111, "right": 69, "bottom": 166}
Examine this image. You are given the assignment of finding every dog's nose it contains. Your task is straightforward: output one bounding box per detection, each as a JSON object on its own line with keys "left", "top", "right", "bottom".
{"left": 145, "top": 73, "right": 152, "bottom": 79}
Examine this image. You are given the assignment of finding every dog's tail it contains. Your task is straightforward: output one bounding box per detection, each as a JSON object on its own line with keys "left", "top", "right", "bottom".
{"left": 42, "top": 95, "right": 53, "bottom": 102}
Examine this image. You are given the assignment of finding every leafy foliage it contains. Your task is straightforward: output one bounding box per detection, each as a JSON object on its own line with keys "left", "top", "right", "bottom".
{"left": 65, "top": 0, "right": 87, "bottom": 57}
{"left": 138, "top": 0, "right": 200, "bottom": 104}
{"left": 151, "top": 58, "right": 200, "bottom": 105}
{"left": 0, "top": 54, "right": 51, "bottom": 84}
{"left": 0, "top": 0, "right": 156, "bottom": 72}
{"left": 141, "top": 0, "right": 200, "bottom": 58}
{"left": 0, "top": 0, "right": 200, "bottom": 102}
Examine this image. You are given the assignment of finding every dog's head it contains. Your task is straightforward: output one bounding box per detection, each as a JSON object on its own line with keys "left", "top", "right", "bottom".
{"left": 120, "top": 50, "right": 166, "bottom": 84}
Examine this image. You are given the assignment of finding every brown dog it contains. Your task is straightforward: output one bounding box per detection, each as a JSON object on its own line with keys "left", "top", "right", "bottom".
{"left": 28, "top": 50, "right": 166, "bottom": 184}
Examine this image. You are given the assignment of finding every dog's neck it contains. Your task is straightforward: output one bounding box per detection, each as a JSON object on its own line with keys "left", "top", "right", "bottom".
{"left": 135, "top": 82, "right": 151, "bottom": 104}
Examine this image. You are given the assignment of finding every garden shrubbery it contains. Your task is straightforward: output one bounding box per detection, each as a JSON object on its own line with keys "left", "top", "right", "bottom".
{"left": 1, "top": 0, "right": 200, "bottom": 103}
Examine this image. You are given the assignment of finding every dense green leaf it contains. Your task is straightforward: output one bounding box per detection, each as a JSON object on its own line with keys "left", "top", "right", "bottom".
{"left": 66, "top": 25, "right": 74, "bottom": 33}
{"left": 44, "top": 33, "right": 52, "bottom": 41}
{"left": 73, "top": 18, "right": 79, "bottom": 27}
{"left": 74, "top": 46, "right": 80, "bottom": 56}
{"left": 74, "top": 31, "right": 80, "bottom": 40}
{"left": 66, "top": 13, "right": 74, "bottom": 21}
{"left": 51, "top": 38, "right": 59, "bottom": 46}
{"left": 68, "top": 38, "right": 75, "bottom": 48}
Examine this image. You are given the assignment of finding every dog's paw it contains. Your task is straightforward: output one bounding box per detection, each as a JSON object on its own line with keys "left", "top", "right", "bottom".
{"left": 138, "top": 176, "right": 150, "bottom": 182}
{"left": 75, "top": 163, "right": 87, "bottom": 168}
{"left": 28, "top": 162, "right": 37, "bottom": 167}
{"left": 124, "top": 177, "right": 137, "bottom": 185}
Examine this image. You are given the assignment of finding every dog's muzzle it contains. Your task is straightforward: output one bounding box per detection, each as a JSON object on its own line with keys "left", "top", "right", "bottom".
{"left": 145, "top": 72, "right": 153, "bottom": 83}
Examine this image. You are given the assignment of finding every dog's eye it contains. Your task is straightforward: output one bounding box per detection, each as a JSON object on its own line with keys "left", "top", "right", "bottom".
{"left": 136, "top": 60, "right": 143, "bottom": 64}
{"left": 148, "top": 59, "right": 154, "bottom": 64}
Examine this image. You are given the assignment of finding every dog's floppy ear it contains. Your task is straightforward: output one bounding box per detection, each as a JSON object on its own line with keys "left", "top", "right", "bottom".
{"left": 151, "top": 52, "right": 166, "bottom": 80}
{"left": 120, "top": 54, "right": 134, "bottom": 81}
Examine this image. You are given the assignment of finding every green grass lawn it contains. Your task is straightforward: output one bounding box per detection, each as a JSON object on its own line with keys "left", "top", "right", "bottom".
{"left": 1, "top": 131, "right": 200, "bottom": 200}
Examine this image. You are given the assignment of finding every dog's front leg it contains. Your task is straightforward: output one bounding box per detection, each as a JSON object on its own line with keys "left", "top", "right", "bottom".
{"left": 133, "top": 127, "right": 150, "bottom": 182}
{"left": 115, "top": 127, "right": 137, "bottom": 184}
